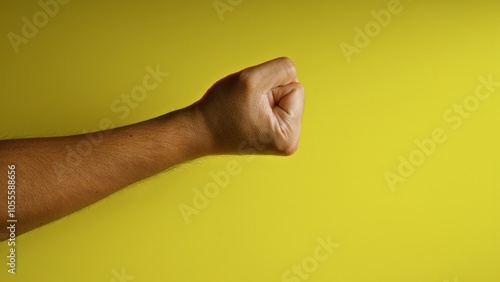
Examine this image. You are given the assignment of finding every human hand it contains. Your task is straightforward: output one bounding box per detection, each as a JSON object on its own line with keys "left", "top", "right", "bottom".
{"left": 195, "top": 57, "right": 304, "bottom": 155}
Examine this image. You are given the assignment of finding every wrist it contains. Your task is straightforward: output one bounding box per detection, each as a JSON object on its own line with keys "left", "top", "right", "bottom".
{"left": 180, "top": 103, "right": 217, "bottom": 157}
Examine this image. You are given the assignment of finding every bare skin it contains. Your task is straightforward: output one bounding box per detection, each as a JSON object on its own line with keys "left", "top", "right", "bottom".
{"left": 0, "top": 57, "right": 304, "bottom": 240}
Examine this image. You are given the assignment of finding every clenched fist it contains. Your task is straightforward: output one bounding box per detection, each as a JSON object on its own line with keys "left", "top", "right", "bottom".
{"left": 195, "top": 57, "right": 305, "bottom": 155}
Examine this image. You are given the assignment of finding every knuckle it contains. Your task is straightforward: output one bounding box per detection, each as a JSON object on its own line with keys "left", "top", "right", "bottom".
{"left": 275, "top": 139, "right": 299, "bottom": 156}
{"left": 277, "top": 57, "right": 296, "bottom": 76}
{"left": 294, "top": 83, "right": 304, "bottom": 93}
{"left": 281, "top": 142, "right": 298, "bottom": 156}
{"left": 237, "top": 69, "right": 257, "bottom": 90}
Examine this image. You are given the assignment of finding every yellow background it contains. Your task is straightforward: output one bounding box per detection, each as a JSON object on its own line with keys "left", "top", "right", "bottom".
{"left": 1, "top": 0, "right": 499, "bottom": 281}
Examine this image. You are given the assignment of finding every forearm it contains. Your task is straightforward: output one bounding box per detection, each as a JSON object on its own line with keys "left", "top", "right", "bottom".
{"left": 0, "top": 105, "right": 212, "bottom": 239}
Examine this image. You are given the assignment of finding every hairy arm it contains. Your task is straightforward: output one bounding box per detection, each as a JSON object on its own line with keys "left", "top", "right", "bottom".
{"left": 0, "top": 107, "right": 211, "bottom": 239}
{"left": 0, "top": 57, "right": 304, "bottom": 240}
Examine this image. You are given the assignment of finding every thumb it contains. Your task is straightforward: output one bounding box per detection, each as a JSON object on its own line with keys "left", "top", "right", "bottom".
{"left": 271, "top": 82, "right": 304, "bottom": 121}
{"left": 269, "top": 82, "right": 304, "bottom": 156}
